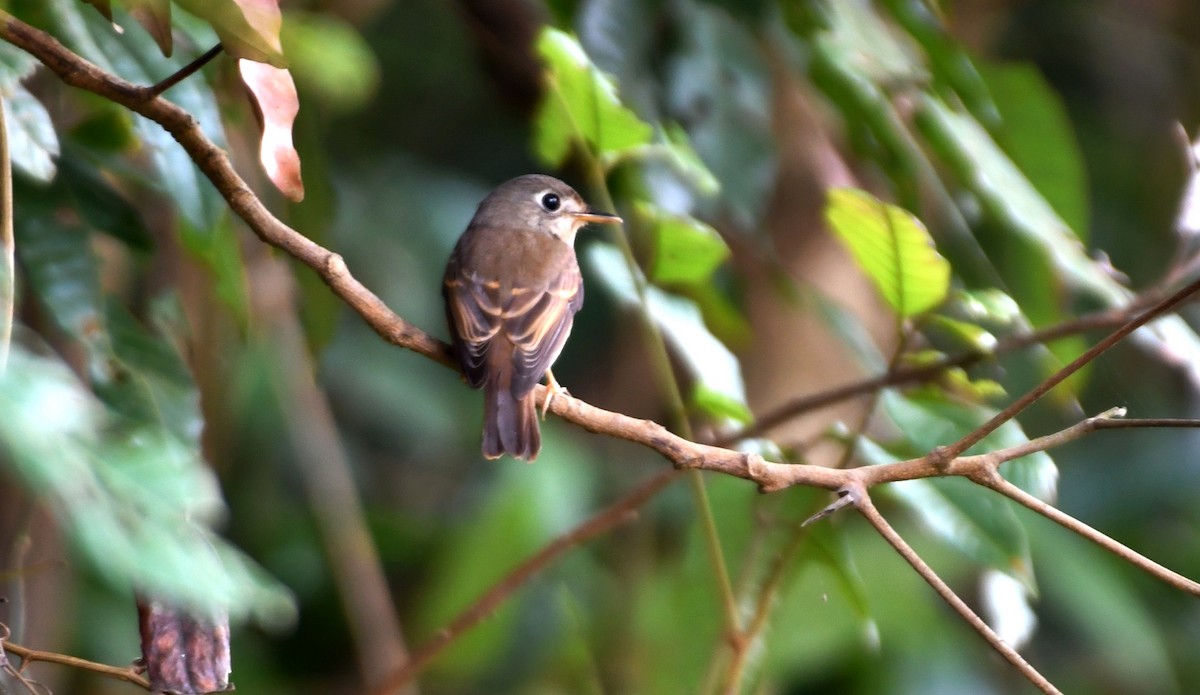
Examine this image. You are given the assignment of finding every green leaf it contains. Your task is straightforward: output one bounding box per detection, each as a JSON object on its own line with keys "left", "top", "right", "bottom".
{"left": 52, "top": 2, "right": 227, "bottom": 231}
{"left": 913, "top": 95, "right": 1120, "bottom": 306}
{"left": 825, "top": 187, "right": 950, "bottom": 318}
{"left": 4, "top": 84, "right": 60, "bottom": 181}
{"left": 587, "top": 243, "right": 749, "bottom": 424}
{"left": 174, "top": 0, "right": 288, "bottom": 67}
{"left": 0, "top": 344, "right": 294, "bottom": 623}
{"left": 280, "top": 11, "right": 379, "bottom": 113}
{"left": 978, "top": 62, "right": 1089, "bottom": 241}
{"left": 534, "top": 27, "right": 652, "bottom": 166}
{"left": 925, "top": 314, "right": 997, "bottom": 353}
{"left": 881, "top": 391, "right": 1057, "bottom": 501}
{"left": 59, "top": 154, "right": 153, "bottom": 250}
{"left": 645, "top": 204, "right": 729, "bottom": 285}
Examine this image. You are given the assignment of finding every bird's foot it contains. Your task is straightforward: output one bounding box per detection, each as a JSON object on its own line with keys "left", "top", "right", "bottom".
{"left": 540, "top": 370, "right": 569, "bottom": 420}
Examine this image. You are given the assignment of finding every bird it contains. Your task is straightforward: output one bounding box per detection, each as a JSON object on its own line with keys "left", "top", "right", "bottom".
{"left": 443, "top": 174, "right": 622, "bottom": 461}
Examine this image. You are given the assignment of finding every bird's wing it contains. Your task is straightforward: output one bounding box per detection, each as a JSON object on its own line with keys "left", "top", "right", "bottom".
{"left": 504, "top": 262, "right": 584, "bottom": 397}
{"left": 443, "top": 253, "right": 503, "bottom": 388}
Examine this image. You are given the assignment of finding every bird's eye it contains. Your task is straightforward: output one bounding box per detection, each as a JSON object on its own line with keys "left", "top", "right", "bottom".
{"left": 541, "top": 193, "right": 561, "bottom": 212}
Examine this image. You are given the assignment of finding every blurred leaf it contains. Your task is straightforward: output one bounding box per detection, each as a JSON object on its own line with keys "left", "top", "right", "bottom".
{"left": 3, "top": 84, "right": 60, "bottom": 181}
{"left": 817, "top": 0, "right": 925, "bottom": 84}
{"left": 925, "top": 314, "right": 997, "bottom": 353}
{"left": 67, "top": 101, "right": 139, "bottom": 153}
{"left": 51, "top": 1, "right": 228, "bottom": 231}
{"left": 125, "top": 0, "right": 174, "bottom": 56}
{"left": 13, "top": 182, "right": 106, "bottom": 353}
{"left": 0, "top": 344, "right": 294, "bottom": 623}
{"left": 978, "top": 62, "right": 1089, "bottom": 241}
{"left": 879, "top": 0, "right": 998, "bottom": 126}
{"left": 174, "top": 0, "right": 287, "bottom": 67}
{"left": 534, "top": 28, "right": 652, "bottom": 166}
{"left": 176, "top": 217, "right": 250, "bottom": 325}
{"left": 893, "top": 475, "right": 1033, "bottom": 587}
{"left": 644, "top": 204, "right": 729, "bottom": 285}
{"left": 239, "top": 60, "right": 304, "bottom": 201}
{"left": 59, "top": 154, "right": 153, "bottom": 250}
{"left": 280, "top": 10, "right": 379, "bottom": 113}
{"left": 914, "top": 95, "right": 1122, "bottom": 307}
{"left": 979, "top": 568, "right": 1037, "bottom": 649}
{"left": 418, "top": 458, "right": 592, "bottom": 680}
{"left": 953, "top": 288, "right": 1021, "bottom": 328}
{"left": 663, "top": 4, "right": 774, "bottom": 227}
{"left": 826, "top": 187, "right": 950, "bottom": 318}
{"left": 881, "top": 391, "right": 1058, "bottom": 501}
{"left": 588, "top": 243, "right": 749, "bottom": 424}
{"left": 81, "top": 0, "right": 114, "bottom": 20}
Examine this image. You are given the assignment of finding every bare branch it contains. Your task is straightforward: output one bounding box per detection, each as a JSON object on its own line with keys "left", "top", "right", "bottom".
{"left": 1, "top": 628, "right": 150, "bottom": 690}
{"left": 852, "top": 489, "right": 1062, "bottom": 695}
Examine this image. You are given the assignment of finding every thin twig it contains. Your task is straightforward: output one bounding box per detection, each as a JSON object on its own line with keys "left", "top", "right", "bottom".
{"left": 852, "top": 487, "right": 1062, "bottom": 695}
{"left": 1, "top": 634, "right": 150, "bottom": 690}
{"left": 726, "top": 300, "right": 1150, "bottom": 443}
{"left": 974, "top": 474, "right": 1200, "bottom": 597}
{"left": 936, "top": 274, "right": 1200, "bottom": 463}
{"left": 372, "top": 469, "right": 682, "bottom": 695}
{"left": 144, "top": 43, "right": 223, "bottom": 98}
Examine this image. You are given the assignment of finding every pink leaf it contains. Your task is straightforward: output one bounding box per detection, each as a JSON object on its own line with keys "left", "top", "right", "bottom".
{"left": 239, "top": 59, "right": 304, "bottom": 202}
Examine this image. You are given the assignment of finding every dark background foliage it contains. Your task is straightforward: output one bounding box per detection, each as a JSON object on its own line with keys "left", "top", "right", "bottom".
{"left": 2, "top": 0, "right": 1200, "bottom": 694}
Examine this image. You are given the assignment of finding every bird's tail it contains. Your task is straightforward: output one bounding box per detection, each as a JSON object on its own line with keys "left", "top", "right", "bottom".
{"left": 482, "top": 378, "right": 540, "bottom": 461}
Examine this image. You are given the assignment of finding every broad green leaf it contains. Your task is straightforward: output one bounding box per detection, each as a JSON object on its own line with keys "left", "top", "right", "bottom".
{"left": 978, "top": 62, "right": 1089, "bottom": 241}
{"left": 52, "top": 1, "right": 227, "bottom": 231}
{"left": 175, "top": 0, "right": 288, "bottom": 67}
{"left": 860, "top": 434, "right": 1034, "bottom": 586}
{"left": 0, "top": 344, "right": 294, "bottom": 623}
{"left": 825, "top": 187, "right": 950, "bottom": 318}
{"left": 587, "top": 243, "right": 749, "bottom": 424}
{"left": 4, "top": 84, "right": 60, "bottom": 181}
{"left": 953, "top": 288, "right": 1021, "bottom": 327}
{"left": 534, "top": 28, "right": 652, "bottom": 166}
{"left": 13, "top": 181, "right": 106, "bottom": 354}
{"left": 914, "top": 95, "right": 1120, "bottom": 306}
{"left": 645, "top": 204, "right": 729, "bottom": 285}
{"left": 281, "top": 11, "right": 379, "bottom": 113}
{"left": 881, "top": 391, "right": 1057, "bottom": 501}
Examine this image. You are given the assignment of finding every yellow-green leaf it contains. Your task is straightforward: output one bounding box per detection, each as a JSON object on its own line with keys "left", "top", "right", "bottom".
{"left": 533, "top": 28, "right": 652, "bottom": 166}
{"left": 825, "top": 187, "right": 950, "bottom": 318}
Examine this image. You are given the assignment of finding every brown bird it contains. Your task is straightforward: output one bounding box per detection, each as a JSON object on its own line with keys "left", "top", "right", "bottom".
{"left": 443, "top": 175, "right": 622, "bottom": 461}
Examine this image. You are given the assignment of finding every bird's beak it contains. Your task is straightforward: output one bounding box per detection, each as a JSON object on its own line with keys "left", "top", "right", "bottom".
{"left": 571, "top": 208, "right": 623, "bottom": 225}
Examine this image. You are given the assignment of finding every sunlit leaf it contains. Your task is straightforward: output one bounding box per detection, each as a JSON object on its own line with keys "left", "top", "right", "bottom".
{"left": 925, "top": 314, "right": 997, "bottom": 353}
{"left": 826, "top": 187, "right": 950, "bottom": 318}
{"left": 239, "top": 60, "right": 304, "bottom": 201}
{"left": 534, "top": 27, "right": 652, "bottom": 166}
{"left": 174, "top": 0, "right": 287, "bottom": 67}
{"left": 587, "top": 243, "right": 749, "bottom": 424}
{"left": 645, "top": 204, "right": 729, "bottom": 285}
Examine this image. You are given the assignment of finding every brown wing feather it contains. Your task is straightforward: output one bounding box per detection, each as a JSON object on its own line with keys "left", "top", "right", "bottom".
{"left": 504, "top": 263, "right": 583, "bottom": 396}
{"left": 443, "top": 250, "right": 502, "bottom": 388}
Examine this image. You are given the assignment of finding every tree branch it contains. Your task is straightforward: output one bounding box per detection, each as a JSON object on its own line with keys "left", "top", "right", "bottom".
{"left": 851, "top": 487, "right": 1061, "bottom": 695}
{"left": 1, "top": 627, "right": 150, "bottom": 690}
